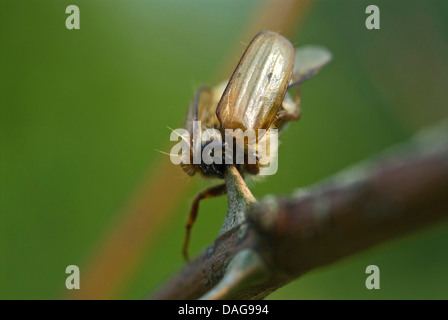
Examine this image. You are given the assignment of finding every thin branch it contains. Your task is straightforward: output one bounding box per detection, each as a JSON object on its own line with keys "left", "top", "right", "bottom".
{"left": 151, "top": 122, "right": 448, "bottom": 300}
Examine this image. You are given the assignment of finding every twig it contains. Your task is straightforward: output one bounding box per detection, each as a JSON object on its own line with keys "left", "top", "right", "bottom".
{"left": 151, "top": 121, "right": 448, "bottom": 300}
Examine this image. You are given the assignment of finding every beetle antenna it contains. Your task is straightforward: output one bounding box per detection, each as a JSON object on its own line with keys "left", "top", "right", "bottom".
{"left": 154, "top": 149, "right": 181, "bottom": 158}
{"left": 167, "top": 126, "right": 190, "bottom": 145}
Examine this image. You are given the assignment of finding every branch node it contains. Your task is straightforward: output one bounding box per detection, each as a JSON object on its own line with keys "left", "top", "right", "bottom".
{"left": 247, "top": 195, "right": 280, "bottom": 233}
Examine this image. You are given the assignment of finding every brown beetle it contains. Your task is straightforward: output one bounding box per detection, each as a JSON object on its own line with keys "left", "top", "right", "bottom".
{"left": 175, "top": 31, "right": 331, "bottom": 260}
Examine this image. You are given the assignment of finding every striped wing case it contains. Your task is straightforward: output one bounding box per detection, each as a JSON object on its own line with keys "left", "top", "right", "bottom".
{"left": 216, "top": 31, "right": 295, "bottom": 132}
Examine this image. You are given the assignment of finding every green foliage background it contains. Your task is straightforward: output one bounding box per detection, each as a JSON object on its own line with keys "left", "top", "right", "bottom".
{"left": 1, "top": 0, "right": 447, "bottom": 299}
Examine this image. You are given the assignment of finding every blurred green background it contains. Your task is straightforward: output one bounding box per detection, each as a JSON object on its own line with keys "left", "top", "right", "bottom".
{"left": 1, "top": 0, "right": 448, "bottom": 299}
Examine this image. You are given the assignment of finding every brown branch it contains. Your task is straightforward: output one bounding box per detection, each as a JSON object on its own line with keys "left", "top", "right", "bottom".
{"left": 151, "top": 122, "right": 448, "bottom": 300}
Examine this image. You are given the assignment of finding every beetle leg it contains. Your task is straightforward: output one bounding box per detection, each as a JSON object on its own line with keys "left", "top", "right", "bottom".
{"left": 278, "top": 85, "right": 302, "bottom": 122}
{"left": 183, "top": 183, "right": 227, "bottom": 261}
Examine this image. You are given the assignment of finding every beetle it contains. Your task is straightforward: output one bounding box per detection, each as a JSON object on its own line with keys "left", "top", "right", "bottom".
{"left": 176, "top": 30, "right": 331, "bottom": 260}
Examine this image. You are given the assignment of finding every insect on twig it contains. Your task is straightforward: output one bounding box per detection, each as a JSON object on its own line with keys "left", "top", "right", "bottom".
{"left": 175, "top": 30, "right": 331, "bottom": 261}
